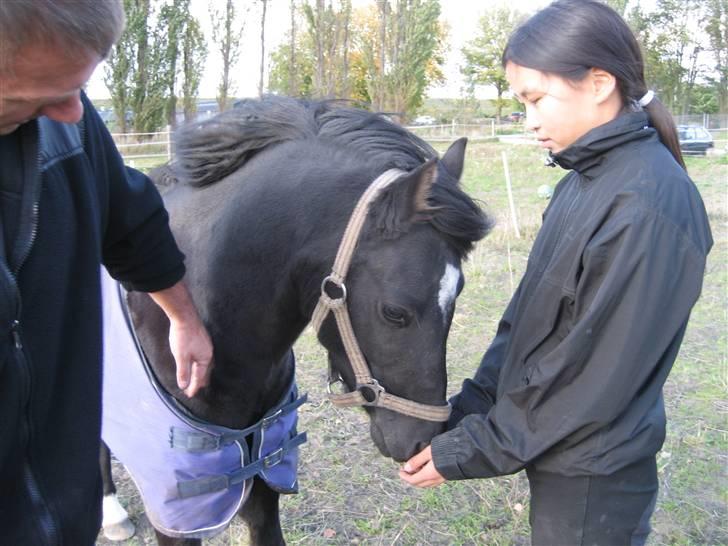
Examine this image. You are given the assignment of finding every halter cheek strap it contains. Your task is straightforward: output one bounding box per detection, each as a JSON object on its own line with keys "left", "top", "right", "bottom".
{"left": 310, "top": 169, "right": 452, "bottom": 423}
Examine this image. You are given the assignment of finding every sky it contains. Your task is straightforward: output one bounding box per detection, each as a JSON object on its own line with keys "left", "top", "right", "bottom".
{"left": 85, "top": 0, "right": 553, "bottom": 101}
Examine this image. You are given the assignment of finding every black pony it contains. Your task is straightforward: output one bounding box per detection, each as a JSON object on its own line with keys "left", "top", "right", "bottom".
{"left": 101, "top": 96, "right": 492, "bottom": 545}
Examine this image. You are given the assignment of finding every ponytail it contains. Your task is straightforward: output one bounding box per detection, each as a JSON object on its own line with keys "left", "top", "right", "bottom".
{"left": 642, "top": 97, "right": 686, "bottom": 170}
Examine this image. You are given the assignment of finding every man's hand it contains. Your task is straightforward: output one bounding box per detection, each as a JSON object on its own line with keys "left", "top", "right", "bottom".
{"left": 398, "top": 445, "right": 447, "bottom": 488}
{"left": 149, "top": 280, "right": 213, "bottom": 397}
{"left": 167, "top": 314, "right": 213, "bottom": 397}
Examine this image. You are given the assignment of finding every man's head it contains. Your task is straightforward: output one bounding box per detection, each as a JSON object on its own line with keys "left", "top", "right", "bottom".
{"left": 0, "top": 0, "right": 124, "bottom": 135}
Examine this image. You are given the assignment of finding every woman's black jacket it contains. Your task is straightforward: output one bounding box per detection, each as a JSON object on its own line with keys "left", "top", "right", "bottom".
{"left": 432, "top": 112, "right": 713, "bottom": 479}
{"left": 0, "top": 93, "right": 184, "bottom": 544}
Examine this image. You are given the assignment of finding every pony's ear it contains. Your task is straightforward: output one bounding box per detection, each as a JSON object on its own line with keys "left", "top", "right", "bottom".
{"left": 399, "top": 158, "right": 438, "bottom": 217}
{"left": 440, "top": 137, "right": 467, "bottom": 181}
{"left": 371, "top": 160, "right": 438, "bottom": 238}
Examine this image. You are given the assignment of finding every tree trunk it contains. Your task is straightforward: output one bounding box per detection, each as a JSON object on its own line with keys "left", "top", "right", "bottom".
{"left": 289, "top": 0, "right": 296, "bottom": 95}
{"left": 375, "top": 0, "right": 388, "bottom": 111}
{"left": 341, "top": 1, "right": 351, "bottom": 98}
{"left": 314, "top": 0, "right": 325, "bottom": 96}
{"left": 259, "top": 0, "right": 268, "bottom": 97}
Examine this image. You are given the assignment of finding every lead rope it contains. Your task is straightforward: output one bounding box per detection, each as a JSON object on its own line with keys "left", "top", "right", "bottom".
{"left": 311, "top": 169, "right": 451, "bottom": 423}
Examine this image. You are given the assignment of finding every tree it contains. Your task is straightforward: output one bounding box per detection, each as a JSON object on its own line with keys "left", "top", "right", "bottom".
{"left": 363, "top": 0, "right": 445, "bottom": 119}
{"left": 461, "top": 6, "right": 524, "bottom": 122}
{"left": 268, "top": 0, "right": 445, "bottom": 118}
{"left": 259, "top": 0, "right": 269, "bottom": 97}
{"left": 269, "top": 0, "right": 353, "bottom": 99}
{"left": 302, "top": 0, "right": 353, "bottom": 98}
{"left": 105, "top": 0, "right": 167, "bottom": 133}
{"left": 604, "top": 0, "right": 629, "bottom": 16}
{"left": 182, "top": 17, "right": 207, "bottom": 122}
{"left": 154, "top": 1, "right": 208, "bottom": 128}
{"left": 628, "top": 0, "right": 707, "bottom": 114}
{"left": 211, "top": 0, "right": 247, "bottom": 111}
{"left": 289, "top": 0, "right": 298, "bottom": 95}
{"left": 159, "top": 1, "right": 188, "bottom": 128}
{"left": 703, "top": 0, "right": 728, "bottom": 112}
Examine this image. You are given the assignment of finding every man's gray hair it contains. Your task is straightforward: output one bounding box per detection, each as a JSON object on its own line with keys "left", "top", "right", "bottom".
{"left": 0, "top": 0, "right": 125, "bottom": 73}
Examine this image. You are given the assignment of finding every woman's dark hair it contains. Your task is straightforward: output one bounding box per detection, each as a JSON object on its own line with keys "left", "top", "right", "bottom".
{"left": 502, "top": 0, "right": 685, "bottom": 169}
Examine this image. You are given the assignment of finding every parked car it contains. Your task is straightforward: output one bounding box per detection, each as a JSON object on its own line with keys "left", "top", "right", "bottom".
{"left": 412, "top": 115, "right": 437, "bottom": 125}
{"left": 677, "top": 125, "right": 714, "bottom": 155}
{"left": 507, "top": 111, "right": 525, "bottom": 123}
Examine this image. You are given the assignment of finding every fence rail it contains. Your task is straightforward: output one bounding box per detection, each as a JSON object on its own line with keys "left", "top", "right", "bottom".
{"left": 113, "top": 118, "right": 728, "bottom": 164}
{"left": 111, "top": 127, "right": 172, "bottom": 163}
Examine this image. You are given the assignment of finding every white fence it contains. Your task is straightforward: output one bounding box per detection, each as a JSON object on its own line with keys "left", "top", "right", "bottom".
{"left": 111, "top": 128, "right": 172, "bottom": 164}
{"left": 113, "top": 117, "right": 727, "bottom": 164}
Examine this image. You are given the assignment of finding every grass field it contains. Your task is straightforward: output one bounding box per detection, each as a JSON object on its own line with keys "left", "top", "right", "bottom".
{"left": 99, "top": 142, "right": 727, "bottom": 545}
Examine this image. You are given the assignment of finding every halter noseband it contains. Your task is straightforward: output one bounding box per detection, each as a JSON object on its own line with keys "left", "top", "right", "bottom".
{"left": 310, "top": 169, "right": 452, "bottom": 423}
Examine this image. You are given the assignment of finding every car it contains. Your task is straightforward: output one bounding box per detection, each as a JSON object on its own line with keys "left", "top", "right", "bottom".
{"left": 412, "top": 115, "right": 436, "bottom": 125}
{"left": 677, "top": 125, "right": 714, "bottom": 155}
{"left": 507, "top": 111, "right": 525, "bottom": 123}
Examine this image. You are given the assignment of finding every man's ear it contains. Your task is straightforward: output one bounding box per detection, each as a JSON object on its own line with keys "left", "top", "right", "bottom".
{"left": 590, "top": 67, "right": 618, "bottom": 105}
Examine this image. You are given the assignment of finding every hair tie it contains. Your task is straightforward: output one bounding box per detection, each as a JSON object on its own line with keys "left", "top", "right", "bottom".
{"left": 638, "top": 90, "right": 655, "bottom": 107}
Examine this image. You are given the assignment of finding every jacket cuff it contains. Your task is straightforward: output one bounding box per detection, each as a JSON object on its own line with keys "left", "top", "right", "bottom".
{"left": 121, "top": 261, "right": 185, "bottom": 293}
{"left": 431, "top": 430, "right": 467, "bottom": 481}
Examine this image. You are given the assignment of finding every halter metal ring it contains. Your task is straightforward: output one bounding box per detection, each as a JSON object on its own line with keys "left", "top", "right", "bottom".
{"left": 321, "top": 275, "right": 347, "bottom": 303}
{"left": 356, "top": 379, "right": 385, "bottom": 406}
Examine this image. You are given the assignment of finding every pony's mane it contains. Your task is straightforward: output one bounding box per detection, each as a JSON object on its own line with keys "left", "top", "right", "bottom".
{"left": 173, "top": 96, "right": 437, "bottom": 187}
{"left": 172, "top": 95, "right": 492, "bottom": 257}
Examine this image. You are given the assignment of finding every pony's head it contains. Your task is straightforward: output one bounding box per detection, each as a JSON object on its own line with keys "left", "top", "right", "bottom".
{"left": 315, "top": 138, "right": 492, "bottom": 461}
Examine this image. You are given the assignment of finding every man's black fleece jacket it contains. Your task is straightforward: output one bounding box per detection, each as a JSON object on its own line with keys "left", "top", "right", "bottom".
{"left": 0, "top": 92, "right": 184, "bottom": 545}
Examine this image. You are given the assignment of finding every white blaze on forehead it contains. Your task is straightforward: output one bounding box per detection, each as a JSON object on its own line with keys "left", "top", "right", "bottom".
{"left": 438, "top": 263, "right": 460, "bottom": 323}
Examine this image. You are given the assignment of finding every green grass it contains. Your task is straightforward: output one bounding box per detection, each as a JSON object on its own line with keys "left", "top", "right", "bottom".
{"left": 100, "top": 142, "right": 726, "bottom": 545}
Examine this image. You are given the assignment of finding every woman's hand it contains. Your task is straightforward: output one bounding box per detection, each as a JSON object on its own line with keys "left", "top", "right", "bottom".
{"left": 398, "top": 445, "right": 447, "bottom": 488}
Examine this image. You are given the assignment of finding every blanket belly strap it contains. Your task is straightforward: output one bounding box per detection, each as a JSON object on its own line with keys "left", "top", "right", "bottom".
{"left": 177, "top": 433, "right": 308, "bottom": 498}
{"left": 170, "top": 393, "right": 308, "bottom": 453}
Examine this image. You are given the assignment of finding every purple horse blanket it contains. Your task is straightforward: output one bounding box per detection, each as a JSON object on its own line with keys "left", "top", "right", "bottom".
{"left": 101, "top": 269, "right": 306, "bottom": 539}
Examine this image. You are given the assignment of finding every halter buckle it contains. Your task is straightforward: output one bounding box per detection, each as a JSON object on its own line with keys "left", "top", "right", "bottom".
{"left": 356, "top": 379, "right": 385, "bottom": 406}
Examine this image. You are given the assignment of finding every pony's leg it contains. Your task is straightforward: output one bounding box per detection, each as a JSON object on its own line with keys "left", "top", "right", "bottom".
{"left": 153, "top": 531, "right": 201, "bottom": 546}
{"left": 100, "top": 440, "right": 136, "bottom": 541}
{"left": 238, "top": 478, "right": 285, "bottom": 546}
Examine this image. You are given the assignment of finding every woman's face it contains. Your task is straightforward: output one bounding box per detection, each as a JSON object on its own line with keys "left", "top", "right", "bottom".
{"left": 505, "top": 61, "right": 619, "bottom": 154}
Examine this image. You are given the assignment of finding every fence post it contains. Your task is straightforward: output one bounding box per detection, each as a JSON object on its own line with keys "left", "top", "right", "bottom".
{"left": 166, "top": 125, "right": 172, "bottom": 160}
{"left": 501, "top": 150, "right": 521, "bottom": 239}
{"left": 491, "top": 119, "right": 495, "bottom": 138}
{"left": 451, "top": 119, "right": 455, "bottom": 138}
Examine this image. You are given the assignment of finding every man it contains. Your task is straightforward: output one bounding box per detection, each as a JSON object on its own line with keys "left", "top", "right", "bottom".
{"left": 0, "top": 1, "right": 213, "bottom": 543}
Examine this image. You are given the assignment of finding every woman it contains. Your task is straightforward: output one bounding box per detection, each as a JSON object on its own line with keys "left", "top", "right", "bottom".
{"left": 399, "top": 1, "right": 713, "bottom": 544}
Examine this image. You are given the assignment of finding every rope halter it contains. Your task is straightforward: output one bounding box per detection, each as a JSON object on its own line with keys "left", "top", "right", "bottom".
{"left": 310, "top": 168, "right": 452, "bottom": 423}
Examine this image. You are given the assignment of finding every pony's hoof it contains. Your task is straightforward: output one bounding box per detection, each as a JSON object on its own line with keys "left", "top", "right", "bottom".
{"left": 103, "top": 519, "right": 136, "bottom": 541}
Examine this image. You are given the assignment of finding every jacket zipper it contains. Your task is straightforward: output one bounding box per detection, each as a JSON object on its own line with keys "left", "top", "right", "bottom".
{"left": 5, "top": 123, "right": 61, "bottom": 545}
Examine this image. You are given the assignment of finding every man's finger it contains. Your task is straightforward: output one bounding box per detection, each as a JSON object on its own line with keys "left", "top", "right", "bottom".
{"left": 184, "top": 359, "right": 212, "bottom": 397}
{"left": 176, "top": 359, "right": 191, "bottom": 391}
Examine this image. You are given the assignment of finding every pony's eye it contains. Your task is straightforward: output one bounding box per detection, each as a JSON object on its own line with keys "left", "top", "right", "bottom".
{"left": 380, "top": 304, "right": 410, "bottom": 327}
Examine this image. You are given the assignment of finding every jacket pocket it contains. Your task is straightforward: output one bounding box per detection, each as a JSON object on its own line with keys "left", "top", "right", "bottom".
{"left": 520, "top": 290, "right": 574, "bottom": 376}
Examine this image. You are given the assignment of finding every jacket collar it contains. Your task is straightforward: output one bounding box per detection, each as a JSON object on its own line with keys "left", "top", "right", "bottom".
{"left": 548, "top": 112, "right": 655, "bottom": 178}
